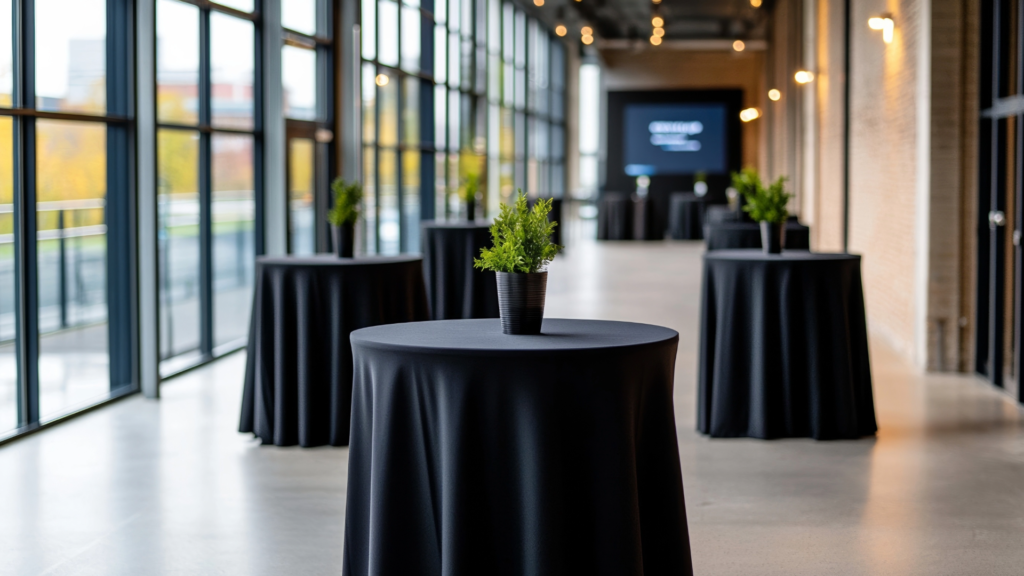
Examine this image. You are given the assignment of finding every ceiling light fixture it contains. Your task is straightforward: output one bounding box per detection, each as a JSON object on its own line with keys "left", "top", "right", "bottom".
{"left": 581, "top": 25, "right": 592, "bottom": 35}
{"left": 653, "top": 27, "right": 665, "bottom": 37}
{"left": 768, "top": 88, "right": 781, "bottom": 101}
{"left": 534, "top": 0, "right": 544, "bottom": 5}
{"left": 650, "top": 35, "right": 662, "bottom": 46}
{"left": 733, "top": 40, "right": 745, "bottom": 52}
{"left": 750, "top": 0, "right": 762, "bottom": 6}
{"left": 739, "top": 107, "right": 761, "bottom": 122}
{"left": 582, "top": 34, "right": 594, "bottom": 45}
{"left": 868, "top": 14, "right": 895, "bottom": 43}
{"left": 794, "top": 70, "right": 815, "bottom": 84}
{"left": 555, "top": 24, "right": 567, "bottom": 36}
{"left": 375, "top": 74, "right": 389, "bottom": 86}
{"left": 651, "top": 16, "right": 664, "bottom": 27}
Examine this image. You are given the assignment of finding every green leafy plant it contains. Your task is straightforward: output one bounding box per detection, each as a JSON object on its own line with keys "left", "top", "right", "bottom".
{"left": 730, "top": 166, "right": 761, "bottom": 199}
{"left": 460, "top": 172, "right": 480, "bottom": 204}
{"left": 743, "top": 176, "right": 791, "bottom": 224}
{"left": 327, "top": 177, "right": 363, "bottom": 226}
{"left": 474, "top": 191, "right": 562, "bottom": 274}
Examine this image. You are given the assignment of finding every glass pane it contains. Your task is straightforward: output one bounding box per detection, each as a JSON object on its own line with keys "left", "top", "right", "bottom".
{"left": 362, "top": 63, "right": 377, "bottom": 143}
{"left": 487, "top": 0, "right": 499, "bottom": 53}
{"left": 157, "top": 0, "right": 200, "bottom": 125}
{"left": 449, "top": 0, "right": 459, "bottom": 32}
{"left": 362, "top": 0, "right": 377, "bottom": 60}
{"left": 434, "top": 25, "right": 447, "bottom": 84}
{"left": 36, "top": 120, "right": 109, "bottom": 421}
{"left": 448, "top": 89, "right": 460, "bottom": 152}
{"left": 378, "top": 149, "right": 399, "bottom": 255}
{"left": 378, "top": 0, "right": 399, "bottom": 67}
{"left": 434, "top": 84, "right": 447, "bottom": 150}
{"left": 288, "top": 138, "right": 316, "bottom": 255}
{"left": 401, "top": 6, "right": 421, "bottom": 73}
{"left": 157, "top": 129, "right": 201, "bottom": 361}
{"left": 211, "top": 13, "right": 254, "bottom": 129}
{"left": 403, "top": 76, "right": 419, "bottom": 145}
{"left": 514, "top": 10, "right": 525, "bottom": 68}
{"left": 502, "top": 3, "right": 513, "bottom": 60}
{"left": 283, "top": 45, "right": 317, "bottom": 120}
{"left": 460, "top": 0, "right": 472, "bottom": 36}
{"left": 0, "top": 117, "right": 14, "bottom": 435}
{"left": 402, "top": 151, "right": 420, "bottom": 252}
{"left": 212, "top": 134, "right": 254, "bottom": 347}
{"left": 363, "top": 146, "right": 377, "bottom": 254}
{"left": 448, "top": 34, "right": 460, "bottom": 88}
{"left": 379, "top": 73, "right": 398, "bottom": 147}
{"left": 35, "top": 0, "right": 106, "bottom": 114}
{"left": 214, "top": 0, "right": 254, "bottom": 11}
{"left": 283, "top": 0, "right": 317, "bottom": 35}
{"left": 435, "top": 0, "right": 446, "bottom": 24}
{"left": 0, "top": 0, "right": 12, "bottom": 106}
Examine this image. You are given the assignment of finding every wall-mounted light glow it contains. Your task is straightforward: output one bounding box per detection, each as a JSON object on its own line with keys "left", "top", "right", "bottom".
{"left": 375, "top": 74, "right": 389, "bottom": 86}
{"left": 653, "top": 27, "right": 665, "bottom": 38}
{"left": 733, "top": 40, "right": 746, "bottom": 52}
{"left": 651, "top": 16, "right": 664, "bottom": 27}
{"left": 794, "top": 70, "right": 815, "bottom": 84}
{"left": 556, "top": 24, "right": 567, "bottom": 36}
{"left": 581, "top": 26, "right": 593, "bottom": 35}
{"left": 750, "top": 0, "right": 762, "bottom": 6}
{"left": 650, "top": 35, "right": 662, "bottom": 46}
{"left": 768, "top": 88, "right": 781, "bottom": 101}
{"left": 868, "top": 14, "right": 895, "bottom": 43}
{"left": 582, "top": 34, "right": 594, "bottom": 45}
{"left": 739, "top": 107, "right": 761, "bottom": 122}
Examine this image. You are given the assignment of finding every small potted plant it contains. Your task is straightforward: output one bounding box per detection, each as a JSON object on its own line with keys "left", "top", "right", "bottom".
{"left": 693, "top": 171, "right": 708, "bottom": 197}
{"left": 730, "top": 167, "right": 760, "bottom": 214}
{"left": 474, "top": 191, "right": 562, "bottom": 334}
{"left": 327, "top": 177, "right": 363, "bottom": 258}
{"left": 742, "top": 175, "right": 792, "bottom": 254}
{"left": 460, "top": 172, "right": 480, "bottom": 221}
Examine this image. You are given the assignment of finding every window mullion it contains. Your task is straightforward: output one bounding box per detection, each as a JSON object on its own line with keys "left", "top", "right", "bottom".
{"left": 198, "top": 6, "right": 214, "bottom": 358}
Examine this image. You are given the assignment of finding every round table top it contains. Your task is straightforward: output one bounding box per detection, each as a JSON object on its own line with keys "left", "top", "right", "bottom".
{"left": 351, "top": 318, "right": 678, "bottom": 355}
{"left": 704, "top": 249, "right": 859, "bottom": 263}
{"left": 421, "top": 220, "right": 492, "bottom": 230}
{"left": 256, "top": 254, "right": 422, "bottom": 267}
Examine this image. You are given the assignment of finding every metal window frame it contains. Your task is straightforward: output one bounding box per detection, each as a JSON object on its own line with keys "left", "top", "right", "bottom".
{"left": 153, "top": 0, "right": 262, "bottom": 373}
{"left": 1, "top": 0, "right": 137, "bottom": 443}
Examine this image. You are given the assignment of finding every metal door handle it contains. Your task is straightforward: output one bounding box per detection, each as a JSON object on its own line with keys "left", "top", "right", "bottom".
{"left": 990, "top": 210, "right": 1006, "bottom": 229}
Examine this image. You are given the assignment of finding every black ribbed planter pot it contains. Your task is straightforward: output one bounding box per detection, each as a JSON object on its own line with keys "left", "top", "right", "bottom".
{"left": 496, "top": 271, "right": 547, "bottom": 335}
{"left": 759, "top": 221, "right": 785, "bottom": 254}
{"left": 333, "top": 223, "right": 355, "bottom": 258}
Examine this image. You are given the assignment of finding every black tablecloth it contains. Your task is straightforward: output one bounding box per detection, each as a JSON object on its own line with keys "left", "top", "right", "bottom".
{"left": 697, "top": 251, "right": 876, "bottom": 440}
{"left": 597, "top": 193, "right": 631, "bottom": 240}
{"left": 705, "top": 205, "right": 742, "bottom": 225}
{"left": 421, "top": 221, "right": 500, "bottom": 320}
{"left": 669, "top": 193, "right": 706, "bottom": 240}
{"left": 239, "top": 255, "right": 429, "bottom": 447}
{"left": 344, "top": 318, "right": 693, "bottom": 576}
{"left": 632, "top": 195, "right": 660, "bottom": 240}
{"left": 705, "top": 221, "right": 811, "bottom": 251}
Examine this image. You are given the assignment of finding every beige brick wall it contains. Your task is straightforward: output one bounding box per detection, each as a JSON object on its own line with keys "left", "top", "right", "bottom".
{"left": 600, "top": 48, "right": 765, "bottom": 169}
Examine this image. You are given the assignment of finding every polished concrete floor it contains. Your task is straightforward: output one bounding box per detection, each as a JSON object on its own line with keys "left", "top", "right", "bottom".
{"left": 2, "top": 240, "right": 1024, "bottom": 575}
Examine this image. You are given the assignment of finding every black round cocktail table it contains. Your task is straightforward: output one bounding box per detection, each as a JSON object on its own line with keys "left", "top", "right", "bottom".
{"left": 668, "top": 192, "right": 707, "bottom": 240}
{"left": 704, "top": 220, "right": 811, "bottom": 251}
{"left": 343, "top": 318, "right": 693, "bottom": 576}
{"left": 698, "top": 250, "right": 876, "bottom": 440}
{"left": 238, "top": 255, "right": 428, "bottom": 447}
{"left": 420, "top": 221, "right": 500, "bottom": 320}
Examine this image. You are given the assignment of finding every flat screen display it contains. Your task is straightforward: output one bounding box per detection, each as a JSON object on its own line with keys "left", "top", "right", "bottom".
{"left": 622, "top": 103, "right": 728, "bottom": 176}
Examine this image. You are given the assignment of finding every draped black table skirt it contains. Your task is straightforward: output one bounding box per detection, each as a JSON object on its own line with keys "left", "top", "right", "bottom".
{"left": 669, "top": 192, "right": 707, "bottom": 240}
{"left": 697, "top": 251, "right": 877, "bottom": 440}
{"left": 420, "top": 221, "right": 500, "bottom": 320}
{"left": 705, "top": 205, "right": 742, "bottom": 225}
{"left": 632, "top": 195, "right": 660, "bottom": 240}
{"left": 344, "top": 319, "right": 693, "bottom": 576}
{"left": 239, "top": 255, "right": 429, "bottom": 447}
{"left": 705, "top": 221, "right": 811, "bottom": 251}
{"left": 597, "top": 193, "right": 631, "bottom": 240}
